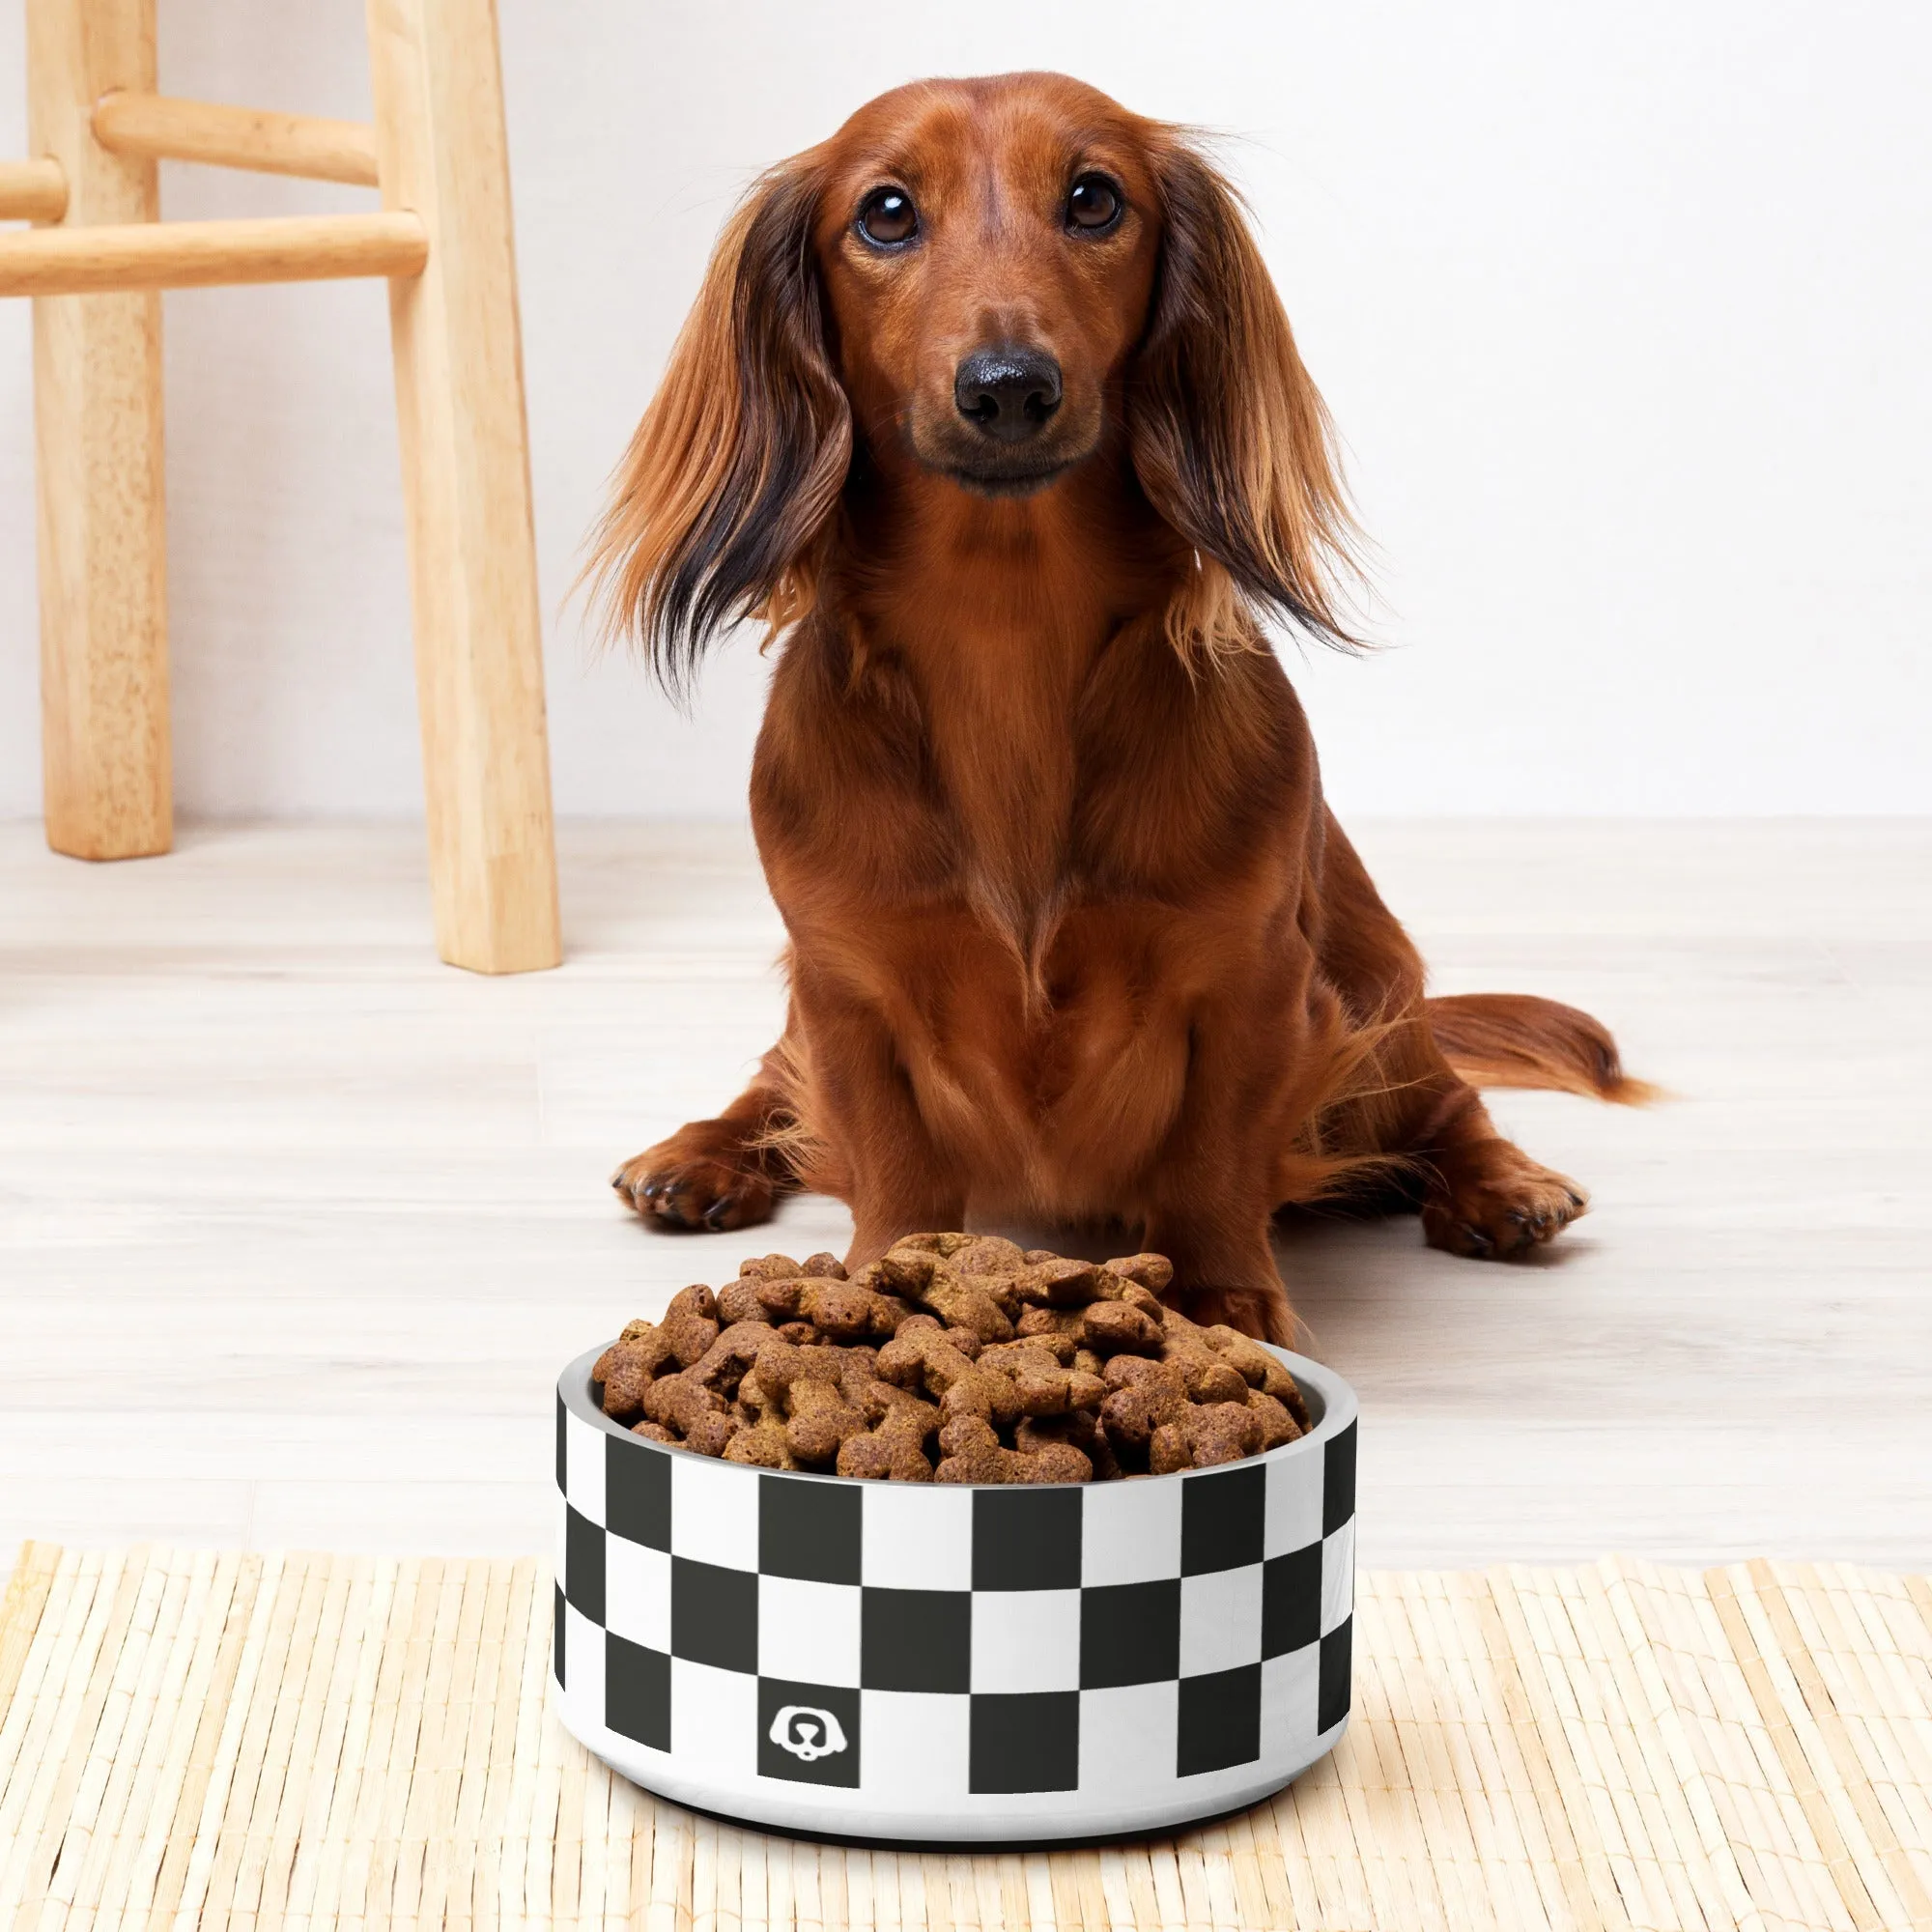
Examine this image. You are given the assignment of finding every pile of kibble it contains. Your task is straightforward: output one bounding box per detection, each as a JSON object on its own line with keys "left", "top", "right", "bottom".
{"left": 590, "top": 1233, "right": 1310, "bottom": 1484}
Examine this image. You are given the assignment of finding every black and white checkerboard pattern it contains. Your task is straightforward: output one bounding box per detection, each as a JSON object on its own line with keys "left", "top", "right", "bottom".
{"left": 554, "top": 1351, "right": 1353, "bottom": 1830}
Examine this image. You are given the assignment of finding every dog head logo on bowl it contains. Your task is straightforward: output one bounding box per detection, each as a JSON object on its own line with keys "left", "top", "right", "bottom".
{"left": 769, "top": 1705, "right": 848, "bottom": 1763}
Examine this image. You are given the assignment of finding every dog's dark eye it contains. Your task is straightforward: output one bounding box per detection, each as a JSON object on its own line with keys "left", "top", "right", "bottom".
{"left": 1066, "top": 174, "right": 1122, "bottom": 233}
{"left": 857, "top": 187, "right": 918, "bottom": 246}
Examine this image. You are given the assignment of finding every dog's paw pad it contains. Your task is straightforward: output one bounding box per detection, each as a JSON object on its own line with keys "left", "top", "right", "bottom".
{"left": 1422, "top": 1147, "right": 1588, "bottom": 1261}
{"left": 611, "top": 1151, "right": 775, "bottom": 1233}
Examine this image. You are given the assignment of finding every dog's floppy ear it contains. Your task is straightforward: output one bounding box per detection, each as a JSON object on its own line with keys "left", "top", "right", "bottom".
{"left": 586, "top": 156, "right": 851, "bottom": 697}
{"left": 1132, "top": 137, "right": 1359, "bottom": 654}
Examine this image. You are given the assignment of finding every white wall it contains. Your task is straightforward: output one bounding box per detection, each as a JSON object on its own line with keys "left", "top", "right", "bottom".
{"left": 2, "top": 1, "right": 1927, "bottom": 819}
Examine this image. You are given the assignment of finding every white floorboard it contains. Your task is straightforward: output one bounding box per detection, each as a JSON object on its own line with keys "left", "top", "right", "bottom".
{"left": 2, "top": 818, "right": 1926, "bottom": 1568}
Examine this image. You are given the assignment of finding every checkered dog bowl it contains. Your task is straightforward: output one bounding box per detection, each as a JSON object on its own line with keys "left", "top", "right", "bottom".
{"left": 554, "top": 1342, "right": 1356, "bottom": 1842}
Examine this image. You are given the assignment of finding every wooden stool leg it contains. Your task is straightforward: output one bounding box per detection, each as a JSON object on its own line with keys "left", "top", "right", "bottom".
{"left": 28, "top": 0, "right": 169, "bottom": 861}
{"left": 364, "top": 0, "right": 561, "bottom": 974}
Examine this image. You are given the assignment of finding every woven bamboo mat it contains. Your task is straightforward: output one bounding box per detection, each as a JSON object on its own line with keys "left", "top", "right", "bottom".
{"left": 3, "top": 1546, "right": 1930, "bottom": 1932}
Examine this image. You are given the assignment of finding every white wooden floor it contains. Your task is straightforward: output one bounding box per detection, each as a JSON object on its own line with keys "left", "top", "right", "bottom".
{"left": 2, "top": 819, "right": 1927, "bottom": 1570}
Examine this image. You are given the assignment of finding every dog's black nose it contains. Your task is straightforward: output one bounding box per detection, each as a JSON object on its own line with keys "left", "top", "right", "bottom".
{"left": 953, "top": 345, "right": 1062, "bottom": 441}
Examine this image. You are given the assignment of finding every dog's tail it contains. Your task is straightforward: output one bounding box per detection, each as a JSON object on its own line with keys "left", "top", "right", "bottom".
{"left": 1424, "top": 993, "right": 1660, "bottom": 1104}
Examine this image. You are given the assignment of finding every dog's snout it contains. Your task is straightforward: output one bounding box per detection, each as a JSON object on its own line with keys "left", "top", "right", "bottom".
{"left": 953, "top": 345, "right": 1063, "bottom": 441}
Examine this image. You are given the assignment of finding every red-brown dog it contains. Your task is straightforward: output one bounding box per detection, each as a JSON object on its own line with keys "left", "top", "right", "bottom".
{"left": 592, "top": 72, "right": 1647, "bottom": 1342}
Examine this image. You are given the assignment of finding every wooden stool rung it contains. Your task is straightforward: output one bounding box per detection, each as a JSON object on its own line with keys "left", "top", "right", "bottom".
{"left": 0, "top": 210, "right": 427, "bottom": 296}
{"left": 92, "top": 91, "right": 380, "bottom": 187}
{"left": 0, "top": 156, "right": 66, "bottom": 220}
{"left": 24, "top": 0, "right": 562, "bottom": 972}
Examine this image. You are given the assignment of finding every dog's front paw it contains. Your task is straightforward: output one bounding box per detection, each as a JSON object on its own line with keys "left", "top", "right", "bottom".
{"left": 1421, "top": 1140, "right": 1587, "bottom": 1260}
{"left": 611, "top": 1138, "right": 776, "bottom": 1233}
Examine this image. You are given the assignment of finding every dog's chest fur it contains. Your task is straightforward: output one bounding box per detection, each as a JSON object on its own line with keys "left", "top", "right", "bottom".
{"left": 755, "top": 600, "right": 1318, "bottom": 1203}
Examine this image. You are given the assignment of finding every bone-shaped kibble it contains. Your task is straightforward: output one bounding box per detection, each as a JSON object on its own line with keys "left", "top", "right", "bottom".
{"left": 835, "top": 1347, "right": 884, "bottom": 1410}
{"left": 871, "top": 1252, "right": 1016, "bottom": 1341}
{"left": 882, "top": 1327, "right": 1056, "bottom": 1431}
{"left": 734, "top": 1363, "right": 780, "bottom": 1418}
{"left": 640, "top": 1372, "right": 738, "bottom": 1457}
{"left": 1099, "top": 1379, "right": 1190, "bottom": 1455}
{"left": 1013, "top": 1306, "right": 1081, "bottom": 1348}
{"left": 946, "top": 1235, "right": 1027, "bottom": 1276}
{"left": 685, "top": 1321, "right": 780, "bottom": 1395}
{"left": 1149, "top": 1306, "right": 1247, "bottom": 1390}
{"left": 723, "top": 1416, "right": 797, "bottom": 1468}
{"left": 1101, "top": 1352, "right": 1186, "bottom": 1394}
{"left": 889, "top": 1313, "right": 984, "bottom": 1359}
{"left": 660, "top": 1285, "right": 722, "bottom": 1367}
{"left": 594, "top": 1239, "right": 1308, "bottom": 1478}
{"left": 640, "top": 1370, "right": 725, "bottom": 1430}
{"left": 867, "top": 1249, "right": 942, "bottom": 1293}
{"left": 1246, "top": 1389, "right": 1301, "bottom": 1450}
{"left": 749, "top": 1335, "right": 869, "bottom": 1466}
{"left": 715, "top": 1277, "right": 767, "bottom": 1325}
{"left": 1015, "top": 1407, "right": 1121, "bottom": 1479}
{"left": 930, "top": 1278, "right": 1016, "bottom": 1338}
{"left": 837, "top": 1397, "right": 937, "bottom": 1481}
{"left": 593, "top": 1328, "right": 676, "bottom": 1419}
{"left": 886, "top": 1232, "right": 975, "bottom": 1259}
{"left": 1182, "top": 1356, "right": 1253, "bottom": 1405}
{"left": 1202, "top": 1324, "right": 1310, "bottom": 1424}
{"left": 752, "top": 1336, "right": 848, "bottom": 1393}
{"left": 1095, "top": 1356, "right": 1193, "bottom": 1464}
{"left": 1010, "top": 1258, "right": 1109, "bottom": 1305}
{"left": 875, "top": 1324, "right": 980, "bottom": 1397}
{"left": 1079, "top": 1301, "right": 1164, "bottom": 1356}
{"left": 738, "top": 1252, "right": 803, "bottom": 1279}
{"left": 783, "top": 1378, "right": 869, "bottom": 1466}
{"left": 1103, "top": 1253, "right": 1176, "bottom": 1293}
{"left": 973, "top": 1340, "right": 1107, "bottom": 1417}
{"left": 748, "top": 1279, "right": 910, "bottom": 1345}
{"left": 935, "top": 1414, "right": 1093, "bottom": 1484}
{"left": 753, "top": 1275, "right": 882, "bottom": 1339}
{"left": 1150, "top": 1400, "right": 1264, "bottom": 1472}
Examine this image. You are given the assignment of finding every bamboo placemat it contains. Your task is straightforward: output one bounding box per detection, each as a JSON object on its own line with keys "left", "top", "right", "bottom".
{"left": 2, "top": 1545, "right": 1929, "bottom": 1932}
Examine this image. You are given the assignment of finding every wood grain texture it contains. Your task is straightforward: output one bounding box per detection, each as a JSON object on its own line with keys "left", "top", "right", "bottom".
{"left": 365, "top": 0, "right": 561, "bottom": 976}
{"left": 3, "top": 1546, "right": 1929, "bottom": 1931}
{"left": 0, "top": 156, "right": 66, "bottom": 222}
{"left": 91, "top": 92, "right": 381, "bottom": 187}
{"left": 0, "top": 820, "right": 1925, "bottom": 1566}
{"left": 27, "top": 0, "right": 169, "bottom": 862}
{"left": 0, "top": 211, "right": 428, "bottom": 296}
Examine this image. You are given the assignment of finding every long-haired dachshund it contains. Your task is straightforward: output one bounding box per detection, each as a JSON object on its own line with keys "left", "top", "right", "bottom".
{"left": 592, "top": 72, "right": 1648, "bottom": 1342}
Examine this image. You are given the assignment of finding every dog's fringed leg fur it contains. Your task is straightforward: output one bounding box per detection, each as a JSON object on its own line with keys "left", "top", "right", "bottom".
{"left": 611, "top": 1037, "right": 797, "bottom": 1233}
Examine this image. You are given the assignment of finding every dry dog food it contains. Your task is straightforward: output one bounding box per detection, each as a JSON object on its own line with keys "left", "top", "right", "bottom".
{"left": 589, "top": 1234, "right": 1311, "bottom": 1485}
